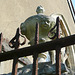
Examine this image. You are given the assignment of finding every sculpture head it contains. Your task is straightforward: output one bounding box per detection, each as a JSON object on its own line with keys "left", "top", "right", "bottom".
{"left": 20, "top": 6, "right": 56, "bottom": 64}
{"left": 20, "top": 6, "right": 56, "bottom": 41}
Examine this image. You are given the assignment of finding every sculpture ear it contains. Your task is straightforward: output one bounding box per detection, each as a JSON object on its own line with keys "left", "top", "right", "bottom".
{"left": 21, "top": 23, "right": 24, "bottom": 26}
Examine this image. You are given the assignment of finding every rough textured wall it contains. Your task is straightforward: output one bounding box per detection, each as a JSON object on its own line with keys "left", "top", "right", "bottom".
{"left": 0, "top": 0, "right": 75, "bottom": 74}
{"left": 0, "top": 0, "right": 75, "bottom": 39}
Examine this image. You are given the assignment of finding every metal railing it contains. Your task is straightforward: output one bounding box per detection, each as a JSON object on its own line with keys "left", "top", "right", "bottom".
{"left": 0, "top": 17, "right": 75, "bottom": 75}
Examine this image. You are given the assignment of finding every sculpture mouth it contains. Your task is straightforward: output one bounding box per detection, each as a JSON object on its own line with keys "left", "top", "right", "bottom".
{"left": 43, "top": 24, "right": 50, "bottom": 29}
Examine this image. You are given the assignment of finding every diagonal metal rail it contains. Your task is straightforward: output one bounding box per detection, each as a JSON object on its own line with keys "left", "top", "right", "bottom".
{"left": 9, "top": 28, "right": 26, "bottom": 75}
{"left": 0, "top": 34, "right": 75, "bottom": 62}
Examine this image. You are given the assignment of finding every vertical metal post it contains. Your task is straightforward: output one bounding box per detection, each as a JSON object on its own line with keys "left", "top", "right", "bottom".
{"left": 32, "top": 23, "right": 39, "bottom": 75}
{"left": 11, "top": 28, "right": 20, "bottom": 75}
{"left": 56, "top": 17, "right": 61, "bottom": 75}
{"left": 12, "top": 57, "right": 18, "bottom": 75}
{"left": 0, "top": 33, "right": 3, "bottom": 53}
{"left": 9, "top": 28, "right": 26, "bottom": 75}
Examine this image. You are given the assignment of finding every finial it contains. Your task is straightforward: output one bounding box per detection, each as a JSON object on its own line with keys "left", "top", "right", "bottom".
{"left": 36, "top": 5, "right": 45, "bottom": 14}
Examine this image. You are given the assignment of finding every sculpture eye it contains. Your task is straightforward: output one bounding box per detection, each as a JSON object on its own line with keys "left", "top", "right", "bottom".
{"left": 45, "top": 20, "right": 50, "bottom": 25}
{"left": 47, "top": 20, "right": 50, "bottom": 23}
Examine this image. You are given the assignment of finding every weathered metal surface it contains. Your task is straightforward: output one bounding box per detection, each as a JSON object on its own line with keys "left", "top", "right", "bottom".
{"left": 9, "top": 28, "right": 26, "bottom": 75}
{"left": 9, "top": 28, "right": 20, "bottom": 75}
{"left": 0, "top": 34, "right": 75, "bottom": 62}
{"left": 9, "top": 28, "right": 26, "bottom": 48}
{"left": 56, "top": 47, "right": 61, "bottom": 75}
{"left": 2, "top": 37, "right": 27, "bottom": 65}
{"left": 2, "top": 49, "right": 30, "bottom": 65}
{"left": 32, "top": 23, "right": 39, "bottom": 75}
{"left": 48, "top": 23, "right": 57, "bottom": 39}
{"left": 35, "top": 23, "right": 39, "bottom": 45}
{"left": 56, "top": 17, "right": 61, "bottom": 75}
{"left": 0, "top": 33, "right": 3, "bottom": 53}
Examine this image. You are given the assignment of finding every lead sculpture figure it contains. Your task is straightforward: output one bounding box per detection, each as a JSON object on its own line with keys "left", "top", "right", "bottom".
{"left": 20, "top": 6, "right": 68, "bottom": 65}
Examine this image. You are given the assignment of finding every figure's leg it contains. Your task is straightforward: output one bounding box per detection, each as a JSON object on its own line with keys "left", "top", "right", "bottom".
{"left": 49, "top": 50, "right": 56, "bottom": 64}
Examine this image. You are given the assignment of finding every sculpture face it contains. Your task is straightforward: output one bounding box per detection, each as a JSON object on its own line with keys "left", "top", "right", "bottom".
{"left": 20, "top": 14, "right": 56, "bottom": 45}
{"left": 40, "top": 16, "right": 51, "bottom": 29}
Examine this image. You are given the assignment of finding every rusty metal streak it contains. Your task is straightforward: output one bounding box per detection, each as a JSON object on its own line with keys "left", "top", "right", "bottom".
{"left": 9, "top": 28, "right": 26, "bottom": 75}
{"left": 0, "top": 34, "right": 75, "bottom": 62}
{"left": 56, "top": 17, "right": 61, "bottom": 75}
{"left": 32, "top": 23, "right": 39, "bottom": 75}
{"left": 11, "top": 28, "right": 20, "bottom": 75}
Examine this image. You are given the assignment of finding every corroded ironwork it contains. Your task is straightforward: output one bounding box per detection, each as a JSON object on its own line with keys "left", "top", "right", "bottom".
{"left": 32, "top": 23, "right": 39, "bottom": 75}
{"left": 56, "top": 17, "right": 61, "bottom": 75}
{"left": 9, "top": 28, "right": 26, "bottom": 75}
{"left": 48, "top": 17, "right": 61, "bottom": 75}
{"left": 0, "top": 34, "right": 75, "bottom": 61}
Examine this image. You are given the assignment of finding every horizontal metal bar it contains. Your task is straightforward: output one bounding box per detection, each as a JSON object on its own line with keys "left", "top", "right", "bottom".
{"left": 0, "top": 34, "right": 75, "bottom": 62}
{"left": 2, "top": 49, "right": 27, "bottom": 65}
